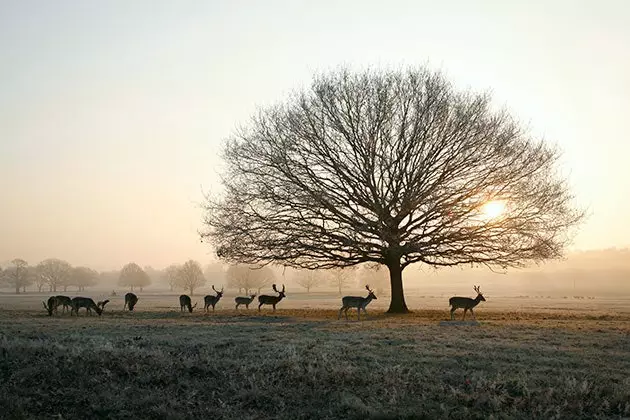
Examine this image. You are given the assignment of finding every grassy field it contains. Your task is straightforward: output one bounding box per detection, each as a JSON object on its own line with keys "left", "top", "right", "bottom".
{"left": 1, "top": 293, "right": 630, "bottom": 419}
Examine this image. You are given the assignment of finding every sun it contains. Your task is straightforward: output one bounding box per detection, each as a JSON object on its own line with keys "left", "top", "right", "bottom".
{"left": 481, "top": 200, "right": 506, "bottom": 219}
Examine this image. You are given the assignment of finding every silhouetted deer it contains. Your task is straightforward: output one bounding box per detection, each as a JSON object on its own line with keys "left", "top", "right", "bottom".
{"left": 70, "top": 297, "right": 103, "bottom": 316}
{"left": 258, "top": 284, "right": 286, "bottom": 312}
{"left": 235, "top": 294, "right": 256, "bottom": 310}
{"left": 179, "top": 294, "right": 197, "bottom": 313}
{"left": 97, "top": 299, "right": 110, "bottom": 312}
{"left": 54, "top": 295, "right": 72, "bottom": 313}
{"left": 42, "top": 296, "right": 59, "bottom": 316}
{"left": 124, "top": 292, "right": 138, "bottom": 311}
{"left": 42, "top": 295, "right": 73, "bottom": 316}
{"left": 204, "top": 285, "right": 224, "bottom": 312}
{"left": 338, "top": 285, "right": 377, "bottom": 321}
{"left": 449, "top": 285, "right": 486, "bottom": 320}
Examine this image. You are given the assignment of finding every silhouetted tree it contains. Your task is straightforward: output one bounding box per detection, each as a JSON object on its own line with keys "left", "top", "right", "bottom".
{"left": 163, "top": 264, "right": 180, "bottom": 291}
{"left": 175, "top": 260, "right": 206, "bottom": 296}
{"left": 5, "top": 259, "right": 30, "bottom": 294}
{"left": 118, "top": 263, "right": 151, "bottom": 292}
{"left": 225, "top": 264, "right": 274, "bottom": 294}
{"left": 37, "top": 259, "right": 72, "bottom": 292}
{"left": 292, "top": 269, "right": 325, "bottom": 293}
{"left": 70, "top": 266, "right": 99, "bottom": 291}
{"left": 201, "top": 66, "right": 584, "bottom": 313}
{"left": 329, "top": 267, "right": 356, "bottom": 296}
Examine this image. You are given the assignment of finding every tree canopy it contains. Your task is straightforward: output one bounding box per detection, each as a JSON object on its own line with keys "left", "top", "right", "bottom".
{"left": 200, "top": 66, "right": 584, "bottom": 313}
{"left": 118, "top": 263, "right": 151, "bottom": 292}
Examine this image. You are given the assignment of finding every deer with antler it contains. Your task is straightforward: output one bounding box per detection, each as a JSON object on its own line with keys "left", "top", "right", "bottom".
{"left": 179, "top": 294, "right": 197, "bottom": 313}
{"left": 338, "top": 285, "right": 377, "bottom": 321}
{"left": 449, "top": 285, "right": 486, "bottom": 320}
{"left": 204, "top": 285, "right": 224, "bottom": 312}
{"left": 258, "top": 284, "right": 286, "bottom": 312}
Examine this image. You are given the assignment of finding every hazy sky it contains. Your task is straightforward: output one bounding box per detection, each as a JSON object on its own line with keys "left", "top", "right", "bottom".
{"left": 1, "top": 0, "right": 629, "bottom": 270}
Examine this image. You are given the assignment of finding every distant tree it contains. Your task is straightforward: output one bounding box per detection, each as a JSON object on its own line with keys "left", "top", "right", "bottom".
{"left": 70, "top": 267, "right": 99, "bottom": 291}
{"left": 292, "top": 269, "right": 325, "bottom": 293}
{"left": 118, "top": 263, "right": 151, "bottom": 292}
{"left": 33, "top": 268, "right": 48, "bottom": 292}
{"left": 357, "top": 264, "right": 390, "bottom": 296}
{"left": 204, "top": 262, "right": 225, "bottom": 286}
{"left": 329, "top": 267, "right": 356, "bottom": 296}
{"left": 5, "top": 259, "right": 30, "bottom": 294}
{"left": 143, "top": 266, "right": 163, "bottom": 284}
{"left": 225, "top": 264, "right": 275, "bottom": 294}
{"left": 200, "top": 66, "right": 584, "bottom": 313}
{"left": 163, "top": 264, "right": 180, "bottom": 291}
{"left": 175, "top": 260, "right": 206, "bottom": 296}
{"left": 37, "top": 259, "right": 72, "bottom": 292}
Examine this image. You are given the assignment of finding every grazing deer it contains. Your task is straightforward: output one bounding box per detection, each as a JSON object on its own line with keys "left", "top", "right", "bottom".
{"left": 70, "top": 297, "right": 103, "bottom": 316}
{"left": 235, "top": 294, "right": 257, "bottom": 310}
{"left": 54, "top": 295, "right": 73, "bottom": 313}
{"left": 258, "top": 284, "right": 286, "bottom": 312}
{"left": 97, "top": 299, "right": 110, "bottom": 311}
{"left": 179, "top": 294, "right": 197, "bottom": 313}
{"left": 338, "top": 285, "right": 377, "bottom": 321}
{"left": 204, "top": 285, "right": 224, "bottom": 312}
{"left": 42, "top": 296, "right": 59, "bottom": 316}
{"left": 124, "top": 292, "right": 138, "bottom": 311}
{"left": 449, "top": 285, "right": 486, "bottom": 320}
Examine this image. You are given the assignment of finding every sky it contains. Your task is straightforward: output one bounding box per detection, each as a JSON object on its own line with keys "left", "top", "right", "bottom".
{"left": 1, "top": 0, "right": 629, "bottom": 271}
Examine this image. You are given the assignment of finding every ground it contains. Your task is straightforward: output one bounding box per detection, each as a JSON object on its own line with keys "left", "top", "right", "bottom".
{"left": 1, "top": 293, "right": 629, "bottom": 419}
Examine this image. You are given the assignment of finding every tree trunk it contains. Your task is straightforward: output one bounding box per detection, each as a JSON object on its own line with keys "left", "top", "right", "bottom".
{"left": 306, "top": 286, "right": 310, "bottom": 293}
{"left": 38, "top": 285, "right": 42, "bottom": 292}
{"left": 63, "top": 285, "right": 67, "bottom": 292}
{"left": 22, "top": 286, "right": 26, "bottom": 293}
{"left": 338, "top": 283, "right": 342, "bottom": 296}
{"left": 131, "top": 285, "right": 134, "bottom": 291}
{"left": 15, "top": 284, "right": 20, "bottom": 294}
{"left": 386, "top": 259, "right": 410, "bottom": 314}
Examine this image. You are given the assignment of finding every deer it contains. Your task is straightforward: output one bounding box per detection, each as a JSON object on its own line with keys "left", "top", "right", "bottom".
{"left": 203, "top": 285, "right": 224, "bottom": 312}
{"left": 179, "top": 294, "right": 197, "bottom": 313}
{"left": 42, "top": 296, "right": 59, "bottom": 316}
{"left": 54, "top": 295, "right": 73, "bottom": 313}
{"left": 97, "top": 299, "right": 110, "bottom": 311}
{"left": 449, "top": 285, "right": 486, "bottom": 320}
{"left": 124, "top": 292, "right": 139, "bottom": 311}
{"left": 70, "top": 297, "right": 103, "bottom": 316}
{"left": 338, "top": 285, "right": 377, "bottom": 321}
{"left": 258, "top": 284, "right": 286, "bottom": 312}
{"left": 235, "top": 294, "right": 257, "bottom": 310}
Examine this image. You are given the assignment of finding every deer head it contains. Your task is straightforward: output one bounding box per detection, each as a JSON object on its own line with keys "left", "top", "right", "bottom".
{"left": 473, "top": 285, "right": 486, "bottom": 301}
{"left": 366, "top": 285, "right": 377, "bottom": 300}
{"left": 212, "top": 285, "right": 224, "bottom": 298}
{"left": 272, "top": 284, "right": 286, "bottom": 298}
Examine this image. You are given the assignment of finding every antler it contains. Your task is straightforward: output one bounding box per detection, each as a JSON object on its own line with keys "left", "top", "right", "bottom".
{"left": 281, "top": 284, "right": 285, "bottom": 293}
{"left": 272, "top": 284, "right": 278, "bottom": 292}
{"left": 366, "top": 284, "right": 373, "bottom": 293}
{"left": 212, "top": 285, "right": 218, "bottom": 293}
{"left": 473, "top": 285, "right": 481, "bottom": 294}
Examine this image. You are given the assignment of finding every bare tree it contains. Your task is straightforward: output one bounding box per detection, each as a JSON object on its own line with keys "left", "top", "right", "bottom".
{"left": 175, "top": 260, "right": 206, "bottom": 296}
{"left": 37, "top": 259, "right": 72, "bottom": 293}
{"left": 5, "top": 259, "right": 29, "bottom": 294}
{"left": 292, "top": 269, "right": 325, "bottom": 293}
{"left": 200, "top": 67, "right": 584, "bottom": 313}
{"left": 118, "top": 263, "right": 151, "bottom": 292}
{"left": 225, "top": 264, "right": 275, "bottom": 294}
{"left": 329, "top": 267, "right": 356, "bottom": 296}
{"left": 69, "top": 267, "right": 99, "bottom": 292}
{"left": 33, "top": 268, "right": 48, "bottom": 292}
{"left": 163, "top": 264, "right": 180, "bottom": 291}
{"left": 204, "top": 262, "right": 226, "bottom": 286}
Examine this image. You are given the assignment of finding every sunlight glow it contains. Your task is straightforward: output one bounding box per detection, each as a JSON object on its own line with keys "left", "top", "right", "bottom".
{"left": 481, "top": 200, "right": 506, "bottom": 219}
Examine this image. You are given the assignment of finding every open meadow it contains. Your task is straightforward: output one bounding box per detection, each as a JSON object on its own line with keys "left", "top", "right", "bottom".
{"left": 1, "top": 292, "right": 630, "bottom": 419}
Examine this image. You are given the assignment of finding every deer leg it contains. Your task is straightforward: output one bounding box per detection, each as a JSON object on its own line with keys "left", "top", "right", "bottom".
{"left": 338, "top": 307, "right": 344, "bottom": 320}
{"left": 450, "top": 306, "right": 456, "bottom": 320}
{"left": 462, "top": 308, "right": 467, "bottom": 320}
{"left": 344, "top": 308, "right": 349, "bottom": 320}
{"left": 357, "top": 307, "right": 361, "bottom": 321}
{"left": 272, "top": 304, "right": 276, "bottom": 312}
{"left": 245, "top": 304, "right": 249, "bottom": 309}
{"left": 258, "top": 303, "right": 263, "bottom": 312}
{"left": 470, "top": 308, "right": 475, "bottom": 320}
